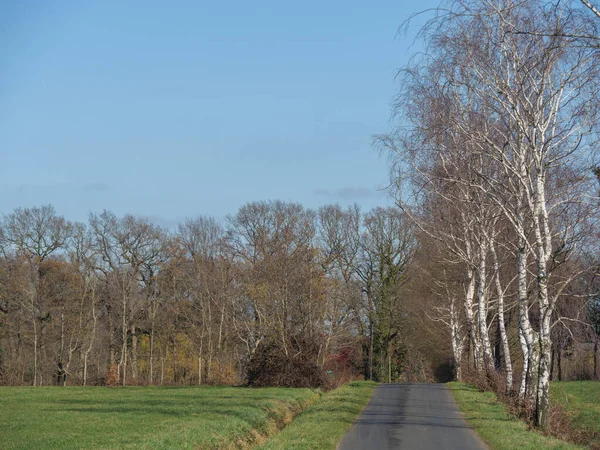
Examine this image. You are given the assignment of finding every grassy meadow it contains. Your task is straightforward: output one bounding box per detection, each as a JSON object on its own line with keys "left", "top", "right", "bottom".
{"left": 0, "top": 385, "right": 319, "bottom": 450}
{"left": 10, "top": 380, "right": 597, "bottom": 450}
{"left": 551, "top": 381, "right": 600, "bottom": 448}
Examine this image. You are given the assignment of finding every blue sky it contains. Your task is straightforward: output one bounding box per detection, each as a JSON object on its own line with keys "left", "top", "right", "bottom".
{"left": 0, "top": 0, "right": 438, "bottom": 226}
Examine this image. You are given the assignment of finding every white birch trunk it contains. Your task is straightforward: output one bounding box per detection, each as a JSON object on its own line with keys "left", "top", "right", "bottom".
{"left": 477, "top": 240, "right": 494, "bottom": 373}
{"left": 533, "top": 172, "right": 553, "bottom": 428}
{"left": 465, "top": 238, "right": 482, "bottom": 373}
{"left": 517, "top": 241, "right": 538, "bottom": 401}
{"left": 465, "top": 266, "right": 481, "bottom": 372}
{"left": 518, "top": 326, "right": 529, "bottom": 398}
{"left": 491, "top": 242, "right": 513, "bottom": 393}
{"left": 450, "top": 296, "right": 464, "bottom": 381}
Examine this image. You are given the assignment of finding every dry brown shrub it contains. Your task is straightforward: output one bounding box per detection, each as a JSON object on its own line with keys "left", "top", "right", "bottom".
{"left": 209, "top": 361, "right": 237, "bottom": 385}
{"left": 105, "top": 364, "right": 119, "bottom": 386}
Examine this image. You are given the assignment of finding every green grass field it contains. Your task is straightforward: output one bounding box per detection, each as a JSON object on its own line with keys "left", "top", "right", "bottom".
{"left": 13, "top": 381, "right": 595, "bottom": 450}
{"left": 551, "top": 381, "right": 600, "bottom": 447}
{"left": 0, "top": 385, "right": 319, "bottom": 449}
{"left": 258, "top": 381, "right": 377, "bottom": 450}
{"left": 448, "top": 382, "right": 583, "bottom": 450}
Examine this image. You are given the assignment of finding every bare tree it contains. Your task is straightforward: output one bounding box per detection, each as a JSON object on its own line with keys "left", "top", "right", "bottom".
{"left": 0, "top": 206, "right": 71, "bottom": 386}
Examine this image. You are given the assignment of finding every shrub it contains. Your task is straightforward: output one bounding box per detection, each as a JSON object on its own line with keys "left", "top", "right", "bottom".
{"left": 247, "top": 338, "right": 326, "bottom": 388}
{"left": 105, "top": 364, "right": 119, "bottom": 386}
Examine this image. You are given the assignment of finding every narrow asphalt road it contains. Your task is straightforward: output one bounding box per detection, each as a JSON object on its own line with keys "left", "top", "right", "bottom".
{"left": 338, "top": 383, "right": 487, "bottom": 450}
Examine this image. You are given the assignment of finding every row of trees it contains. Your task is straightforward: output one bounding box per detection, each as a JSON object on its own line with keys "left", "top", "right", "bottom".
{"left": 0, "top": 202, "right": 422, "bottom": 388}
{"left": 383, "top": 0, "right": 600, "bottom": 428}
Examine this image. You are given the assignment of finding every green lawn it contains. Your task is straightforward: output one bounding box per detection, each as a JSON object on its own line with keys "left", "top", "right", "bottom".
{"left": 0, "top": 385, "right": 319, "bottom": 449}
{"left": 448, "top": 382, "right": 583, "bottom": 450}
{"left": 258, "top": 381, "right": 377, "bottom": 450}
{"left": 551, "top": 381, "right": 600, "bottom": 448}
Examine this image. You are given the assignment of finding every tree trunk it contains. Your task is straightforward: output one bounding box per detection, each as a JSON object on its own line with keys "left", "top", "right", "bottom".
{"left": 160, "top": 348, "right": 166, "bottom": 386}
{"left": 198, "top": 354, "right": 202, "bottom": 385}
{"left": 491, "top": 243, "right": 513, "bottom": 393}
{"left": 549, "top": 345, "right": 555, "bottom": 382}
{"left": 518, "top": 327, "right": 529, "bottom": 398}
{"left": 119, "top": 281, "right": 128, "bottom": 387}
{"left": 149, "top": 318, "right": 155, "bottom": 385}
{"left": 218, "top": 304, "right": 225, "bottom": 351}
{"left": 517, "top": 241, "right": 538, "bottom": 401}
{"left": 465, "top": 264, "right": 480, "bottom": 372}
{"left": 536, "top": 325, "right": 552, "bottom": 429}
{"left": 557, "top": 346, "right": 563, "bottom": 382}
{"left": 477, "top": 242, "right": 493, "bottom": 373}
{"left": 533, "top": 173, "right": 553, "bottom": 430}
{"left": 198, "top": 334, "right": 204, "bottom": 385}
{"left": 369, "top": 319, "right": 374, "bottom": 381}
{"left": 58, "top": 310, "right": 65, "bottom": 386}
{"left": 131, "top": 324, "right": 138, "bottom": 383}
{"left": 450, "top": 296, "right": 464, "bottom": 381}
{"left": 388, "top": 350, "right": 392, "bottom": 383}
{"left": 32, "top": 314, "right": 38, "bottom": 387}
{"left": 30, "top": 279, "right": 39, "bottom": 387}
{"left": 594, "top": 337, "right": 599, "bottom": 380}
{"left": 107, "top": 305, "right": 115, "bottom": 367}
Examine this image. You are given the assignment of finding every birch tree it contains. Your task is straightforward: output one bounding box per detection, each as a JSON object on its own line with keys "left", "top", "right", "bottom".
{"left": 388, "top": 0, "right": 600, "bottom": 427}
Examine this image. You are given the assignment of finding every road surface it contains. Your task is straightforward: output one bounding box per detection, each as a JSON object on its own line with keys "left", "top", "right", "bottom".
{"left": 338, "top": 383, "right": 487, "bottom": 450}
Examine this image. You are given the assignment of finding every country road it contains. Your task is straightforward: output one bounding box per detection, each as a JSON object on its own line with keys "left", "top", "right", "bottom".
{"left": 338, "top": 383, "right": 487, "bottom": 450}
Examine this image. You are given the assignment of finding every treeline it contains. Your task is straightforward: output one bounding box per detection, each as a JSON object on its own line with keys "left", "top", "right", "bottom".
{"left": 0, "top": 201, "right": 430, "bottom": 388}
{"left": 382, "top": 0, "right": 600, "bottom": 429}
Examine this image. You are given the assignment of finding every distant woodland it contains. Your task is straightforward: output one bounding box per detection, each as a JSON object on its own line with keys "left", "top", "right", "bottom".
{"left": 0, "top": 202, "right": 431, "bottom": 388}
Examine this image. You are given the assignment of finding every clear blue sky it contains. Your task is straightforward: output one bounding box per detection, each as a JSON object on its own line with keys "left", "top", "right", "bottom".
{"left": 0, "top": 0, "right": 438, "bottom": 226}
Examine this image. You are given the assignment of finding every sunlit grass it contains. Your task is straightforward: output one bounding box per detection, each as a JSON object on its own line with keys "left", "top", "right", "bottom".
{"left": 0, "top": 385, "right": 319, "bottom": 449}
{"left": 551, "top": 381, "right": 600, "bottom": 446}
{"left": 258, "top": 381, "right": 377, "bottom": 450}
{"left": 448, "top": 382, "right": 582, "bottom": 450}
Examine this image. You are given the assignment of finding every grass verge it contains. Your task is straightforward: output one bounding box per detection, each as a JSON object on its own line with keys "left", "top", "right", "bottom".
{"left": 551, "top": 381, "right": 600, "bottom": 449}
{"left": 0, "top": 385, "right": 319, "bottom": 449}
{"left": 257, "top": 381, "right": 377, "bottom": 450}
{"left": 448, "top": 382, "right": 582, "bottom": 450}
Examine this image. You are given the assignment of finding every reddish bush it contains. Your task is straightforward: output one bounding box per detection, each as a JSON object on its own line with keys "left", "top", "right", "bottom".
{"left": 105, "top": 364, "right": 119, "bottom": 386}
{"left": 324, "top": 346, "right": 364, "bottom": 388}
